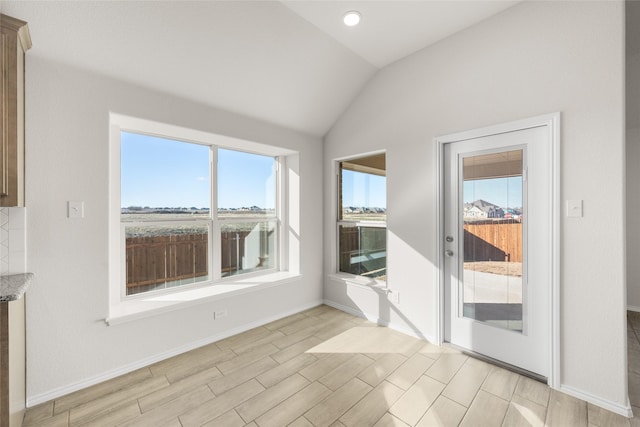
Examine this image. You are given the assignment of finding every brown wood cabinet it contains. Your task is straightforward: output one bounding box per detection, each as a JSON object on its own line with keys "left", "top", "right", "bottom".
{"left": 1, "top": 14, "right": 31, "bottom": 207}
{"left": 0, "top": 14, "right": 30, "bottom": 427}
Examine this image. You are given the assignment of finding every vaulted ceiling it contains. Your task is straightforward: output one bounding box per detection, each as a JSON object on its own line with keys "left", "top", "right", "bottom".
{"left": 2, "top": 1, "right": 519, "bottom": 137}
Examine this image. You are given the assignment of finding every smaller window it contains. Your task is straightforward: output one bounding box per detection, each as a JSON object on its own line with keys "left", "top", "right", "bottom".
{"left": 337, "top": 153, "right": 387, "bottom": 281}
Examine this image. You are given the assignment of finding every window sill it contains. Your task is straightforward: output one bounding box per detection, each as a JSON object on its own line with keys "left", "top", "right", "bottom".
{"left": 106, "top": 272, "right": 301, "bottom": 326}
{"left": 328, "top": 272, "right": 388, "bottom": 291}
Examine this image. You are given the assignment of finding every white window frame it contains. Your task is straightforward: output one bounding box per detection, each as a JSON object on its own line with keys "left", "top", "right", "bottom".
{"left": 108, "top": 114, "right": 298, "bottom": 324}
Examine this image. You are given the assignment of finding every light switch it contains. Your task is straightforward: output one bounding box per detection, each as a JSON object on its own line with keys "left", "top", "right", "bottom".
{"left": 566, "top": 200, "right": 583, "bottom": 218}
{"left": 68, "top": 201, "right": 84, "bottom": 218}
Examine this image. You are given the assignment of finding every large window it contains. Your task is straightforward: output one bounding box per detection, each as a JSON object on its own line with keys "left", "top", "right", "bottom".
{"left": 120, "top": 132, "right": 279, "bottom": 297}
{"left": 337, "top": 153, "right": 386, "bottom": 281}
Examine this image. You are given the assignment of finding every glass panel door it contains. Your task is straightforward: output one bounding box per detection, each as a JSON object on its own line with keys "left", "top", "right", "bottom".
{"left": 443, "top": 123, "right": 552, "bottom": 378}
{"left": 461, "top": 149, "right": 525, "bottom": 332}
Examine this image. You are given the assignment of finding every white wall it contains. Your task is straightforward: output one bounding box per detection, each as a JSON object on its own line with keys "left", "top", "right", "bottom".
{"left": 324, "top": 0, "right": 627, "bottom": 413}
{"left": 24, "top": 57, "right": 324, "bottom": 402}
{"left": 627, "top": 1, "right": 640, "bottom": 311}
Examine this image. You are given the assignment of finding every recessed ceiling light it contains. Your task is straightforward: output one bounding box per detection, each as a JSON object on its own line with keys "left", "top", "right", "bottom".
{"left": 343, "top": 11, "right": 361, "bottom": 27}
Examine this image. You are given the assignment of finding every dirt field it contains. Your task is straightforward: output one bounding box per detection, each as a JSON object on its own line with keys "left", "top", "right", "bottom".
{"left": 464, "top": 261, "right": 522, "bottom": 277}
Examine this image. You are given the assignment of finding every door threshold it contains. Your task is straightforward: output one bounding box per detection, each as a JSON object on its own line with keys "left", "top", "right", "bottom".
{"left": 443, "top": 342, "right": 547, "bottom": 384}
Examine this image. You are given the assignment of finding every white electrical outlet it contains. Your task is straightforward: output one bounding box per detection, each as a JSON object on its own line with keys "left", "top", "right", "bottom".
{"left": 68, "top": 201, "right": 84, "bottom": 218}
{"left": 566, "top": 199, "right": 583, "bottom": 218}
{"left": 214, "top": 310, "right": 228, "bottom": 320}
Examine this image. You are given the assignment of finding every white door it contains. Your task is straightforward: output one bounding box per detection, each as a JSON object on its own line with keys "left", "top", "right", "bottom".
{"left": 443, "top": 125, "right": 551, "bottom": 378}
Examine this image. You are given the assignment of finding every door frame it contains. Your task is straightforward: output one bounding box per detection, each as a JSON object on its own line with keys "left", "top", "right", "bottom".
{"left": 435, "top": 113, "right": 561, "bottom": 388}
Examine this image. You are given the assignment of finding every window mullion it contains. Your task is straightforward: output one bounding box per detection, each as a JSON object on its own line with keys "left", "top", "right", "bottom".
{"left": 211, "top": 146, "right": 221, "bottom": 281}
{"left": 277, "top": 156, "right": 286, "bottom": 272}
{"left": 212, "top": 220, "right": 221, "bottom": 281}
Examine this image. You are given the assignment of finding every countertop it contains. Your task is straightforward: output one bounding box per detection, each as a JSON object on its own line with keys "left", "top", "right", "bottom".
{"left": 0, "top": 273, "right": 34, "bottom": 302}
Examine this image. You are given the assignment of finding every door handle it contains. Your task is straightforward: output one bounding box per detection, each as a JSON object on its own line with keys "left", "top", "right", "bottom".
{"left": 445, "top": 250, "right": 454, "bottom": 257}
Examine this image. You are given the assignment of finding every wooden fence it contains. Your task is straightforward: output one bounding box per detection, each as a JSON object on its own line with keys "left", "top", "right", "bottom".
{"left": 126, "top": 223, "right": 518, "bottom": 292}
{"left": 126, "top": 233, "right": 209, "bottom": 290}
{"left": 463, "top": 222, "right": 522, "bottom": 263}
{"left": 126, "top": 231, "right": 256, "bottom": 292}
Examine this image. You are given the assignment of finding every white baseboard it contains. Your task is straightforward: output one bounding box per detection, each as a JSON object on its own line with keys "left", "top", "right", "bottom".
{"left": 322, "top": 299, "right": 434, "bottom": 343}
{"left": 26, "top": 300, "right": 323, "bottom": 407}
{"left": 325, "top": 300, "right": 633, "bottom": 418}
{"left": 323, "top": 299, "right": 381, "bottom": 323}
{"left": 385, "top": 319, "right": 432, "bottom": 342}
{"left": 559, "top": 384, "right": 633, "bottom": 418}
{"left": 628, "top": 305, "right": 640, "bottom": 313}
{"left": 33, "top": 298, "right": 631, "bottom": 420}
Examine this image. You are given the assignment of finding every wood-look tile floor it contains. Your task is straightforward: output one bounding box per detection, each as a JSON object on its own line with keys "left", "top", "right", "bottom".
{"left": 23, "top": 305, "right": 636, "bottom": 426}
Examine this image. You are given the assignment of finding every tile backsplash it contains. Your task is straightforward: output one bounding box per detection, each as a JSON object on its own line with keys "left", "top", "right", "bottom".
{"left": 0, "top": 207, "right": 26, "bottom": 275}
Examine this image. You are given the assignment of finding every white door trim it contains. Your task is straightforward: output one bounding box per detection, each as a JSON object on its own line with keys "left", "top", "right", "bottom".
{"left": 435, "top": 113, "right": 561, "bottom": 388}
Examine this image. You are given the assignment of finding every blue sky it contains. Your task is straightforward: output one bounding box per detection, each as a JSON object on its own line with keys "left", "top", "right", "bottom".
{"left": 463, "top": 177, "right": 522, "bottom": 208}
{"left": 121, "top": 132, "right": 275, "bottom": 209}
{"left": 218, "top": 148, "right": 275, "bottom": 210}
{"left": 341, "top": 170, "right": 386, "bottom": 208}
{"left": 121, "top": 131, "right": 517, "bottom": 210}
